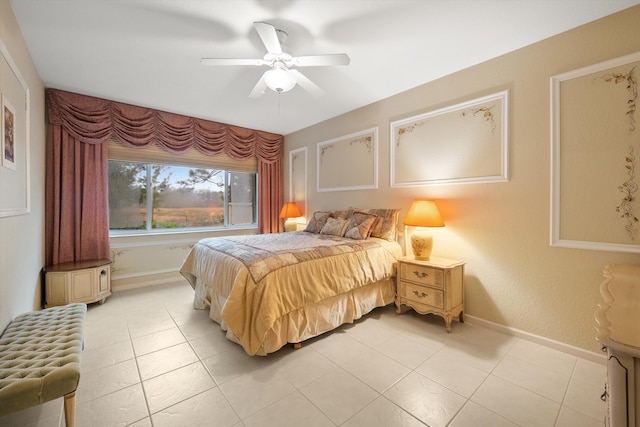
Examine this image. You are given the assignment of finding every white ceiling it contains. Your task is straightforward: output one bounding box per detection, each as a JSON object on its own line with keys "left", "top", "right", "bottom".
{"left": 10, "top": 0, "right": 640, "bottom": 135}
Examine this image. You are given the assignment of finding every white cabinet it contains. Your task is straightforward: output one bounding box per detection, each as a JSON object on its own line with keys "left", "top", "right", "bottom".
{"left": 596, "top": 263, "right": 640, "bottom": 427}
{"left": 44, "top": 259, "right": 112, "bottom": 307}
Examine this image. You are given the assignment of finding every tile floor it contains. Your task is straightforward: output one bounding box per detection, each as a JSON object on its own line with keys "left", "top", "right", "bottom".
{"left": 1, "top": 280, "right": 607, "bottom": 427}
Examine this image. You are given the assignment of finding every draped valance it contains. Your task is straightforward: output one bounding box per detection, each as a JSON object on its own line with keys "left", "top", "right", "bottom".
{"left": 46, "top": 89, "right": 283, "bottom": 163}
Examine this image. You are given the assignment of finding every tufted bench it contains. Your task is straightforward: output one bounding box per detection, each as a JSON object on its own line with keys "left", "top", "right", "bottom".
{"left": 0, "top": 303, "right": 86, "bottom": 427}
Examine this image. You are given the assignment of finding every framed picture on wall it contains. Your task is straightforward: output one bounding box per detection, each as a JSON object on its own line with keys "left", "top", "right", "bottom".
{"left": 0, "top": 36, "right": 30, "bottom": 218}
{"left": 390, "top": 90, "right": 509, "bottom": 187}
{"left": 551, "top": 51, "right": 640, "bottom": 253}
{"left": 317, "top": 127, "right": 378, "bottom": 192}
{"left": 2, "top": 94, "right": 16, "bottom": 170}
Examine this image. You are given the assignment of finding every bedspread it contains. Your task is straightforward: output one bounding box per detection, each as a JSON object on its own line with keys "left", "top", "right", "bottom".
{"left": 180, "top": 231, "right": 402, "bottom": 355}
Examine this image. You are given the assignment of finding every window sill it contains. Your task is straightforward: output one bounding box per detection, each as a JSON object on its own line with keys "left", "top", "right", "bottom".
{"left": 109, "top": 226, "right": 258, "bottom": 245}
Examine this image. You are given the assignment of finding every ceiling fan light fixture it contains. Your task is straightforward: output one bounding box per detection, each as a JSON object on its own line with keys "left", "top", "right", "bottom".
{"left": 264, "top": 68, "right": 296, "bottom": 93}
{"left": 201, "top": 22, "right": 348, "bottom": 98}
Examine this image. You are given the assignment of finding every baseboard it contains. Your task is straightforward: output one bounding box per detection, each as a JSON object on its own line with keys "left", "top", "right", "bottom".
{"left": 464, "top": 314, "right": 606, "bottom": 364}
{"left": 111, "top": 271, "right": 185, "bottom": 292}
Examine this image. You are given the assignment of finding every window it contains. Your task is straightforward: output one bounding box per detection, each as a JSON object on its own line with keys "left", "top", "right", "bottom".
{"left": 108, "top": 160, "right": 257, "bottom": 232}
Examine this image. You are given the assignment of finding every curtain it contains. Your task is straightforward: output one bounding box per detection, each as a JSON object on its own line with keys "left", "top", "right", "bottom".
{"left": 45, "top": 125, "right": 110, "bottom": 265}
{"left": 46, "top": 89, "right": 284, "bottom": 265}
{"left": 259, "top": 158, "right": 284, "bottom": 234}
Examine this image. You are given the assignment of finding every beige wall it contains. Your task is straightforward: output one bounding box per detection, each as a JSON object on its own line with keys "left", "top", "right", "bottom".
{"left": 284, "top": 6, "right": 640, "bottom": 354}
{"left": 0, "top": 0, "right": 45, "bottom": 329}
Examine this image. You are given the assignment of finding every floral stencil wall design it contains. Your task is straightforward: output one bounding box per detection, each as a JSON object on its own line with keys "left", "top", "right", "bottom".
{"left": 395, "top": 119, "right": 428, "bottom": 146}
{"left": 601, "top": 66, "right": 637, "bottom": 132}
{"left": 461, "top": 104, "right": 497, "bottom": 134}
{"left": 616, "top": 147, "right": 639, "bottom": 239}
{"left": 603, "top": 65, "right": 639, "bottom": 239}
{"left": 349, "top": 135, "right": 373, "bottom": 154}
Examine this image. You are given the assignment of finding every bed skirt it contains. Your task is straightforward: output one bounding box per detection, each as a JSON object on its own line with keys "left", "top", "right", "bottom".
{"left": 198, "top": 277, "right": 396, "bottom": 355}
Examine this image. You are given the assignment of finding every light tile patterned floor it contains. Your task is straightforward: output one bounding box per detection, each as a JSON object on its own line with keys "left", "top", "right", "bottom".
{"left": 0, "top": 280, "right": 607, "bottom": 427}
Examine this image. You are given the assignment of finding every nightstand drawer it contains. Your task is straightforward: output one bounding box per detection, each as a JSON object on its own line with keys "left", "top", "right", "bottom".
{"left": 399, "top": 263, "right": 443, "bottom": 289}
{"left": 402, "top": 281, "right": 443, "bottom": 308}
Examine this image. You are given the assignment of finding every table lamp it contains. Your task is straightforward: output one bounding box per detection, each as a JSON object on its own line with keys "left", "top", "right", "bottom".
{"left": 279, "top": 202, "right": 302, "bottom": 232}
{"left": 403, "top": 199, "right": 444, "bottom": 260}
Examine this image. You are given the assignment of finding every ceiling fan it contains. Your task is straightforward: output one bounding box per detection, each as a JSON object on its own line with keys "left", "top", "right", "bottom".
{"left": 201, "top": 22, "right": 350, "bottom": 98}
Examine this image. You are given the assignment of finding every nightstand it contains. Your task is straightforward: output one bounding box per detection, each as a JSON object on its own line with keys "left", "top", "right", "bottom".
{"left": 395, "top": 256, "right": 465, "bottom": 332}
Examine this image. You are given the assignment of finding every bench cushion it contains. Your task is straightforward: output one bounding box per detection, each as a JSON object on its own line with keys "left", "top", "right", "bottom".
{"left": 0, "top": 303, "right": 86, "bottom": 416}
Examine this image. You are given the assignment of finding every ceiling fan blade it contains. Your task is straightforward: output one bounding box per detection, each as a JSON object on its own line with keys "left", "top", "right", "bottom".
{"left": 254, "top": 22, "right": 282, "bottom": 55}
{"left": 249, "top": 72, "right": 268, "bottom": 98}
{"left": 290, "top": 69, "right": 324, "bottom": 97}
{"left": 293, "top": 54, "right": 350, "bottom": 67}
{"left": 201, "top": 58, "right": 267, "bottom": 66}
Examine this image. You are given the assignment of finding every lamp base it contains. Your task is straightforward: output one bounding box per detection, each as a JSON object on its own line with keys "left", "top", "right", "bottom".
{"left": 411, "top": 229, "right": 433, "bottom": 260}
{"left": 284, "top": 218, "right": 298, "bottom": 232}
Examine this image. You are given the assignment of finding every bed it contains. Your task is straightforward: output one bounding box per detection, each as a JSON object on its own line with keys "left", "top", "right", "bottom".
{"left": 180, "top": 208, "right": 402, "bottom": 355}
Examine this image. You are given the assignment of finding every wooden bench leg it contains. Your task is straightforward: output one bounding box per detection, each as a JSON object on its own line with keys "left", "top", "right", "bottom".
{"left": 63, "top": 392, "right": 76, "bottom": 427}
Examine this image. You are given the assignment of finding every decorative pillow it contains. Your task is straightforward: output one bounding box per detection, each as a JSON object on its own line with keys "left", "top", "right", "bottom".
{"left": 330, "top": 209, "right": 352, "bottom": 220}
{"left": 320, "top": 217, "right": 349, "bottom": 236}
{"left": 351, "top": 208, "right": 401, "bottom": 241}
{"left": 304, "top": 211, "right": 331, "bottom": 233}
{"left": 344, "top": 211, "right": 378, "bottom": 240}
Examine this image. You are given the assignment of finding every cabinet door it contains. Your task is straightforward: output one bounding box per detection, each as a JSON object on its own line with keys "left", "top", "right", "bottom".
{"left": 98, "top": 268, "right": 110, "bottom": 294}
{"left": 607, "top": 350, "right": 636, "bottom": 427}
{"left": 46, "top": 273, "right": 68, "bottom": 305}
{"left": 70, "top": 270, "right": 96, "bottom": 301}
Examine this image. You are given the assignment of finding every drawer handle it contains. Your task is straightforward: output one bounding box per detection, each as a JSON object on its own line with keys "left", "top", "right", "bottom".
{"left": 413, "top": 290, "right": 428, "bottom": 298}
{"left": 413, "top": 271, "right": 428, "bottom": 279}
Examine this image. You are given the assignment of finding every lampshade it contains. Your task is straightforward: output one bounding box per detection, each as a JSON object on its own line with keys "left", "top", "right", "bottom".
{"left": 404, "top": 200, "right": 444, "bottom": 227}
{"left": 404, "top": 199, "right": 444, "bottom": 260}
{"left": 279, "top": 202, "right": 302, "bottom": 218}
{"left": 264, "top": 68, "right": 296, "bottom": 93}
